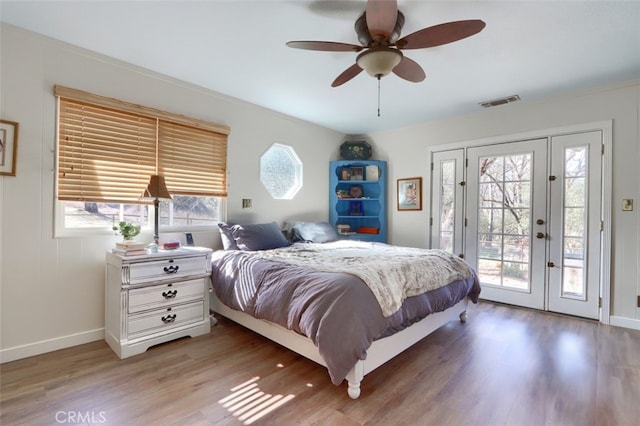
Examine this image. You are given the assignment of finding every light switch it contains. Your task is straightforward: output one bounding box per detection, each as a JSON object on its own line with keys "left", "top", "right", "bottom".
{"left": 622, "top": 199, "right": 633, "bottom": 211}
{"left": 242, "top": 198, "right": 252, "bottom": 208}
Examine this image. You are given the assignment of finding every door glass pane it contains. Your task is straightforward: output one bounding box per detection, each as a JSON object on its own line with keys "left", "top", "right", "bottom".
{"left": 477, "top": 154, "right": 532, "bottom": 290}
{"left": 562, "top": 146, "right": 587, "bottom": 298}
{"left": 504, "top": 235, "right": 529, "bottom": 263}
{"left": 438, "top": 160, "right": 456, "bottom": 253}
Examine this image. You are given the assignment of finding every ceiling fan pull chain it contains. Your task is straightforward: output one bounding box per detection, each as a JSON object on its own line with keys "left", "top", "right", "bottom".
{"left": 377, "top": 76, "right": 381, "bottom": 117}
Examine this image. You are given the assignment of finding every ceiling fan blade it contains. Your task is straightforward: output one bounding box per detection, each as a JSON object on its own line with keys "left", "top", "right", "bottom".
{"left": 365, "top": 0, "right": 398, "bottom": 41}
{"left": 392, "top": 56, "right": 426, "bottom": 83}
{"left": 286, "top": 41, "right": 363, "bottom": 52}
{"left": 331, "top": 63, "right": 363, "bottom": 87}
{"left": 396, "top": 20, "right": 486, "bottom": 50}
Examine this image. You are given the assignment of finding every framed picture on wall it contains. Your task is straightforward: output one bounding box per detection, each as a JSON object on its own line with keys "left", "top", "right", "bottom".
{"left": 0, "top": 119, "right": 19, "bottom": 176}
{"left": 397, "top": 177, "right": 422, "bottom": 211}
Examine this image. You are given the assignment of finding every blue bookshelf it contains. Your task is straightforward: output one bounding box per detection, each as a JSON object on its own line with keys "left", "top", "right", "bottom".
{"left": 329, "top": 160, "right": 387, "bottom": 243}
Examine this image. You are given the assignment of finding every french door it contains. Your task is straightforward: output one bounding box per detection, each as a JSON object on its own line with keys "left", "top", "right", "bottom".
{"left": 430, "top": 131, "right": 603, "bottom": 319}
{"left": 431, "top": 150, "right": 465, "bottom": 257}
{"left": 547, "top": 132, "right": 602, "bottom": 318}
{"left": 466, "top": 139, "right": 549, "bottom": 310}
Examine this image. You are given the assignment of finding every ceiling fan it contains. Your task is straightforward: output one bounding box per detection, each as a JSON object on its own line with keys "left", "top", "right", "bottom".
{"left": 286, "top": 0, "right": 486, "bottom": 87}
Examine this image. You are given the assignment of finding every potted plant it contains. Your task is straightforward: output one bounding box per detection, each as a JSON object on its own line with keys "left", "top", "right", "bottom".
{"left": 113, "top": 221, "right": 141, "bottom": 241}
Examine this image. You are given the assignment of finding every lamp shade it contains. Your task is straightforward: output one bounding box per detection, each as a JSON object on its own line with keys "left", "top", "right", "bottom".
{"left": 140, "top": 174, "right": 173, "bottom": 200}
{"left": 356, "top": 47, "right": 403, "bottom": 78}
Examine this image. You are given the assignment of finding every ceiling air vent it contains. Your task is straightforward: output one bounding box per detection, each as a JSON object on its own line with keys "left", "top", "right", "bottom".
{"left": 479, "top": 95, "right": 521, "bottom": 108}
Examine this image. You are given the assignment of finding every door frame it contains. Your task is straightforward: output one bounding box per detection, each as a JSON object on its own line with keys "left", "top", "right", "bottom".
{"left": 425, "top": 120, "right": 612, "bottom": 324}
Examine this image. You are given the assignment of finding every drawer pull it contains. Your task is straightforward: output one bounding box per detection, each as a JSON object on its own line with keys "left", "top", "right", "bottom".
{"left": 163, "top": 265, "right": 179, "bottom": 274}
{"left": 162, "top": 290, "right": 178, "bottom": 299}
{"left": 161, "top": 314, "right": 177, "bottom": 324}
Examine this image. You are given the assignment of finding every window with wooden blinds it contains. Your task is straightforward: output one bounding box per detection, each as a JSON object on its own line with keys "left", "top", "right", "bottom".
{"left": 55, "top": 85, "right": 229, "bottom": 204}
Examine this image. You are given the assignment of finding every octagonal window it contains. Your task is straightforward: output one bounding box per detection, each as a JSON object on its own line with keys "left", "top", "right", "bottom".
{"left": 260, "top": 143, "right": 303, "bottom": 199}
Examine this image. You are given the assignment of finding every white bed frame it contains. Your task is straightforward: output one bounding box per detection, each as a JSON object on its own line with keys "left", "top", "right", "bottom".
{"left": 210, "top": 292, "right": 469, "bottom": 399}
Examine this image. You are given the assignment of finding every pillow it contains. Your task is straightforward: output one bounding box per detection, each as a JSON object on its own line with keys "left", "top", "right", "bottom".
{"left": 217, "top": 222, "right": 239, "bottom": 250}
{"left": 282, "top": 220, "right": 304, "bottom": 241}
{"left": 291, "top": 221, "right": 340, "bottom": 243}
{"left": 231, "top": 222, "right": 290, "bottom": 251}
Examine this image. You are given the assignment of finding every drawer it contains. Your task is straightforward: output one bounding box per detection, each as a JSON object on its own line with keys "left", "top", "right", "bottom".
{"left": 128, "top": 301, "right": 204, "bottom": 338}
{"left": 128, "top": 256, "right": 207, "bottom": 284}
{"left": 128, "top": 279, "right": 205, "bottom": 314}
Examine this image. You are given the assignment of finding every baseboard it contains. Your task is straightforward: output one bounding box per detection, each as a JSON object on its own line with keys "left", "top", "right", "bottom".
{"left": 0, "top": 328, "right": 105, "bottom": 364}
{"left": 609, "top": 316, "right": 640, "bottom": 331}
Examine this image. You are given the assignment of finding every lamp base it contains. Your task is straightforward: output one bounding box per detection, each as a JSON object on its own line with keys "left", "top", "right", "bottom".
{"left": 153, "top": 198, "right": 160, "bottom": 246}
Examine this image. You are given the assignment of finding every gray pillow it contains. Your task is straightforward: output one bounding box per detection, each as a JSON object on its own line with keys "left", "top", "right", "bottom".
{"left": 231, "top": 222, "right": 290, "bottom": 251}
{"left": 217, "top": 222, "right": 239, "bottom": 250}
{"left": 292, "top": 221, "right": 340, "bottom": 243}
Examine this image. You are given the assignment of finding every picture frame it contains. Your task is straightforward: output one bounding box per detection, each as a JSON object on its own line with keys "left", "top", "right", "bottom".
{"left": 349, "top": 200, "right": 364, "bottom": 216}
{"left": 397, "top": 177, "right": 422, "bottom": 211}
{"left": 348, "top": 184, "right": 363, "bottom": 198}
{"left": 340, "top": 167, "right": 351, "bottom": 181}
{"left": 0, "top": 119, "right": 19, "bottom": 176}
{"left": 350, "top": 166, "right": 364, "bottom": 180}
{"left": 365, "top": 164, "right": 379, "bottom": 181}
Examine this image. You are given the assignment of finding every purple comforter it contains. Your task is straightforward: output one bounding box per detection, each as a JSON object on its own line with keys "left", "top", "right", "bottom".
{"left": 210, "top": 246, "right": 480, "bottom": 385}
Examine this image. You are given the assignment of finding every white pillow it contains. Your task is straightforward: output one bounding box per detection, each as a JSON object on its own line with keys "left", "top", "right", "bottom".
{"left": 291, "top": 222, "right": 340, "bottom": 243}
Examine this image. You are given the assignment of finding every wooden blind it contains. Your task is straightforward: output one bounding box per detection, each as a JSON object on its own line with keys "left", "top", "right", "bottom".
{"left": 57, "top": 99, "right": 157, "bottom": 203}
{"left": 159, "top": 121, "right": 228, "bottom": 196}
{"left": 56, "top": 86, "right": 229, "bottom": 203}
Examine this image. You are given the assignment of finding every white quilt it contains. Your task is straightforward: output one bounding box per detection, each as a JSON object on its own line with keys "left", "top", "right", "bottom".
{"left": 255, "top": 240, "right": 474, "bottom": 317}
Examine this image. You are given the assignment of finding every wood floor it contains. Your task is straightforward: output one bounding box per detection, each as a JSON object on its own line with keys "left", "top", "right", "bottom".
{"left": 2, "top": 301, "right": 639, "bottom": 426}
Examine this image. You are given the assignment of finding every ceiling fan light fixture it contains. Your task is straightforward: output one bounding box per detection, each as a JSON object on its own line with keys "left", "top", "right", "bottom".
{"left": 356, "top": 47, "right": 403, "bottom": 78}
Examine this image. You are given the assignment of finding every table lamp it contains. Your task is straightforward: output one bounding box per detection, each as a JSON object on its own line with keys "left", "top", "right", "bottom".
{"left": 140, "top": 174, "right": 172, "bottom": 245}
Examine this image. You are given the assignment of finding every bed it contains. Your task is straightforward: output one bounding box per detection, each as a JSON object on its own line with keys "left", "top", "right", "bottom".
{"left": 209, "top": 221, "right": 480, "bottom": 399}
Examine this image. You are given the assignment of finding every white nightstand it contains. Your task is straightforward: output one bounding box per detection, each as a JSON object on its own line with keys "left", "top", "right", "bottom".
{"left": 105, "top": 246, "right": 212, "bottom": 359}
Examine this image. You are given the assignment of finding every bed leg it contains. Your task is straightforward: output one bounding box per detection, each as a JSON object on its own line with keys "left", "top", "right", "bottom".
{"left": 459, "top": 311, "right": 467, "bottom": 323}
{"left": 347, "top": 381, "right": 361, "bottom": 399}
{"left": 346, "top": 361, "right": 364, "bottom": 399}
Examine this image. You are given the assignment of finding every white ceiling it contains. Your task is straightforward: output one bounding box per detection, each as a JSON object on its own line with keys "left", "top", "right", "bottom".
{"left": 2, "top": 1, "right": 640, "bottom": 135}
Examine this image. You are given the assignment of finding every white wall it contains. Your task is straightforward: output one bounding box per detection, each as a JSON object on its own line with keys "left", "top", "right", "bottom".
{"left": 370, "top": 80, "right": 640, "bottom": 325}
{"left": 0, "top": 25, "right": 342, "bottom": 362}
